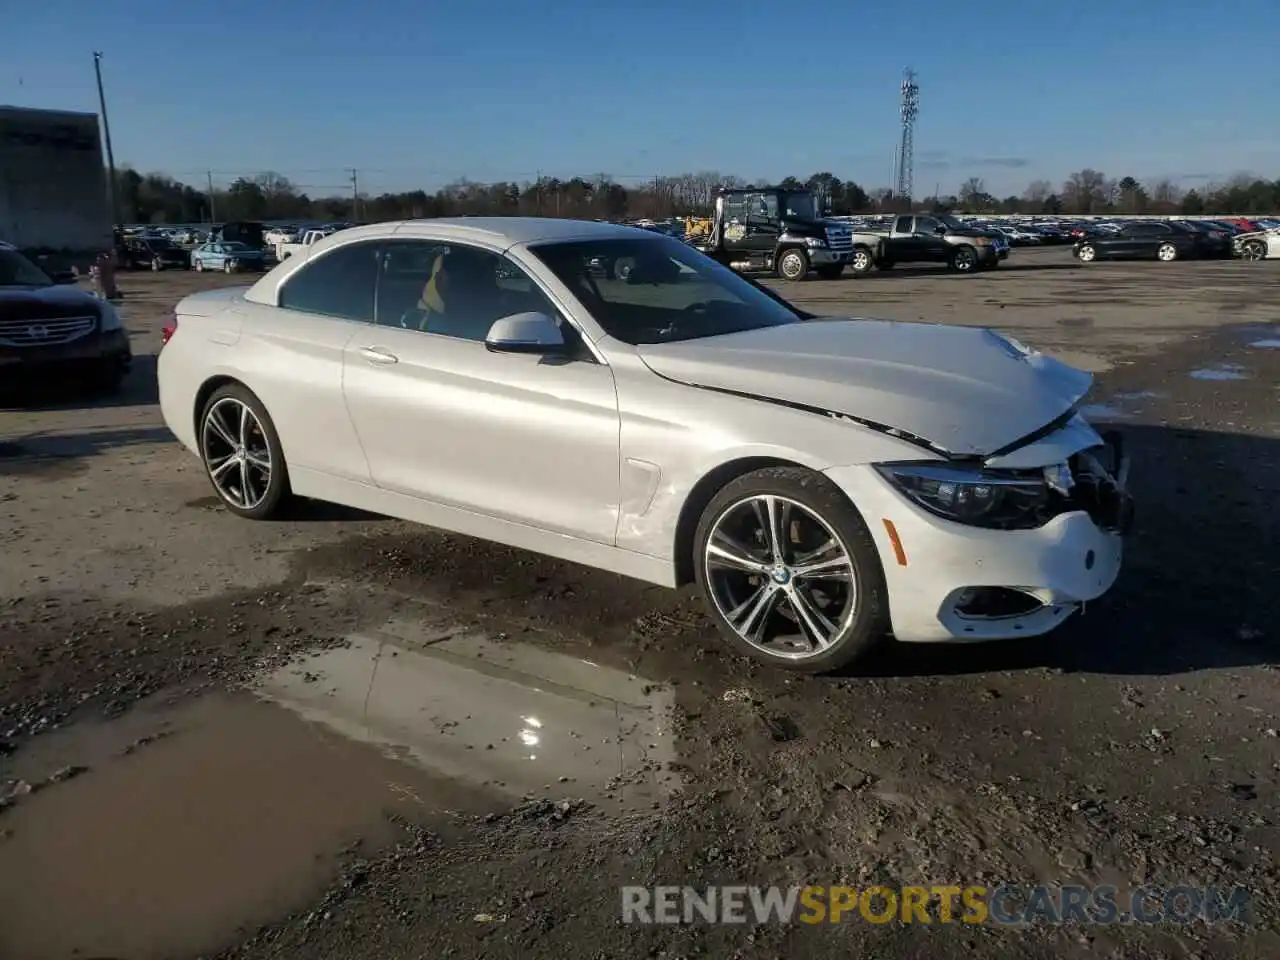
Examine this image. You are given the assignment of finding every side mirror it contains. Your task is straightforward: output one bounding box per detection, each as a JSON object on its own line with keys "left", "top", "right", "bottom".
{"left": 484, "top": 312, "right": 566, "bottom": 355}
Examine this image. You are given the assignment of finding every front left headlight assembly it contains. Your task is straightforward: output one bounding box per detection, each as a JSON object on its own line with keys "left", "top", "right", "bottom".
{"left": 875, "top": 461, "right": 1065, "bottom": 530}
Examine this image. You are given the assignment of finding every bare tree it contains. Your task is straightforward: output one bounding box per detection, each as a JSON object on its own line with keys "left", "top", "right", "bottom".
{"left": 1022, "top": 180, "right": 1052, "bottom": 205}
{"left": 1062, "top": 169, "right": 1108, "bottom": 214}
{"left": 958, "top": 177, "right": 986, "bottom": 206}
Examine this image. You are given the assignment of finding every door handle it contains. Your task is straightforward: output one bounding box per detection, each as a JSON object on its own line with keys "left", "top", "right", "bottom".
{"left": 358, "top": 346, "right": 398, "bottom": 365}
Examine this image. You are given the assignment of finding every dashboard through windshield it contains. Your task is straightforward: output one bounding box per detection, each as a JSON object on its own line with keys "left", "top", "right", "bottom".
{"left": 530, "top": 236, "right": 802, "bottom": 345}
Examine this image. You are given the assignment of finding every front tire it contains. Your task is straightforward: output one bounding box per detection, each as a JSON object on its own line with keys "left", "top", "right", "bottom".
{"left": 1242, "top": 241, "right": 1266, "bottom": 261}
{"left": 1156, "top": 242, "right": 1178, "bottom": 262}
{"left": 199, "top": 383, "right": 290, "bottom": 520}
{"left": 776, "top": 248, "right": 809, "bottom": 281}
{"left": 949, "top": 246, "right": 979, "bottom": 272}
{"left": 151, "top": 257, "right": 163, "bottom": 272}
{"left": 194, "top": 260, "right": 204, "bottom": 272}
{"left": 693, "top": 466, "right": 889, "bottom": 673}
{"left": 1077, "top": 244, "right": 1097, "bottom": 263}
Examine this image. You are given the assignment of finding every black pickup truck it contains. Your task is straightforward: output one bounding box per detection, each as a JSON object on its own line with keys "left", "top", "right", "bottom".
{"left": 860, "top": 214, "right": 1010, "bottom": 274}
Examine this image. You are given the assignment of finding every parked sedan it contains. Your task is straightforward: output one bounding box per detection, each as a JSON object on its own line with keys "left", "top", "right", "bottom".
{"left": 157, "top": 218, "right": 1132, "bottom": 673}
{"left": 191, "top": 241, "right": 268, "bottom": 274}
{"left": 117, "top": 235, "right": 190, "bottom": 271}
{"left": 0, "top": 245, "right": 131, "bottom": 393}
{"left": 1073, "top": 221, "right": 1203, "bottom": 262}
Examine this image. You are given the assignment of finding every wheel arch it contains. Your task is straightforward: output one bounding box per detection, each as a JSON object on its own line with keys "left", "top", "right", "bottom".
{"left": 673, "top": 455, "right": 812, "bottom": 586}
{"left": 192, "top": 374, "right": 246, "bottom": 443}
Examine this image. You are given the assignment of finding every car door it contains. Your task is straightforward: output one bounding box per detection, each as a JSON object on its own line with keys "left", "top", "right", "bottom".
{"left": 341, "top": 238, "right": 621, "bottom": 545}
{"left": 912, "top": 216, "right": 951, "bottom": 261}
{"left": 888, "top": 215, "right": 921, "bottom": 260}
{"left": 1116, "top": 223, "right": 1158, "bottom": 258}
{"left": 241, "top": 240, "right": 378, "bottom": 484}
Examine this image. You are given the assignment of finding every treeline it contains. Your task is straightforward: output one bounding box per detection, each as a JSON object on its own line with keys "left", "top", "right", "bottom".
{"left": 115, "top": 166, "right": 1280, "bottom": 226}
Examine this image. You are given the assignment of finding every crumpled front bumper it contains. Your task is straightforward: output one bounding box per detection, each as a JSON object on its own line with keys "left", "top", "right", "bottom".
{"left": 824, "top": 435, "right": 1132, "bottom": 644}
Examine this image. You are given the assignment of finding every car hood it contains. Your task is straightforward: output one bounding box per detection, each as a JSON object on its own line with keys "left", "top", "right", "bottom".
{"left": 0, "top": 284, "right": 101, "bottom": 319}
{"left": 636, "top": 318, "right": 1093, "bottom": 457}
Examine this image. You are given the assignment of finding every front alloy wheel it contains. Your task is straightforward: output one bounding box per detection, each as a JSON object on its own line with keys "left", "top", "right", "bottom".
{"left": 200, "top": 386, "right": 289, "bottom": 519}
{"left": 1156, "top": 242, "right": 1178, "bottom": 262}
{"left": 950, "top": 247, "right": 978, "bottom": 272}
{"left": 694, "top": 467, "right": 887, "bottom": 673}
{"left": 1242, "top": 241, "right": 1266, "bottom": 261}
{"left": 1077, "top": 244, "right": 1097, "bottom": 262}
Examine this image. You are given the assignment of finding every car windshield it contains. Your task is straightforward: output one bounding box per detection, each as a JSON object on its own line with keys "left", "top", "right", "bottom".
{"left": 780, "top": 193, "right": 817, "bottom": 220}
{"left": 530, "top": 236, "right": 802, "bottom": 345}
{"left": 0, "top": 249, "right": 53, "bottom": 287}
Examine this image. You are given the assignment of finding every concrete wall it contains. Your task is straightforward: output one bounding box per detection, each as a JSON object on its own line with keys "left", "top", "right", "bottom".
{"left": 0, "top": 106, "right": 112, "bottom": 252}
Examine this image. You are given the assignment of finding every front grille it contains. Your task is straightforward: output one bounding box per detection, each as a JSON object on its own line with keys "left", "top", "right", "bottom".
{"left": 0, "top": 315, "right": 97, "bottom": 347}
{"left": 824, "top": 226, "right": 854, "bottom": 253}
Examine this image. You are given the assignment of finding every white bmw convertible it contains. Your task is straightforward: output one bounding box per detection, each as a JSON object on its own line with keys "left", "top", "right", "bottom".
{"left": 158, "top": 218, "right": 1133, "bottom": 673}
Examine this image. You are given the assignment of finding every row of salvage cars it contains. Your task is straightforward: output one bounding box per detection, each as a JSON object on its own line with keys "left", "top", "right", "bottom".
{"left": 1072, "top": 218, "right": 1280, "bottom": 263}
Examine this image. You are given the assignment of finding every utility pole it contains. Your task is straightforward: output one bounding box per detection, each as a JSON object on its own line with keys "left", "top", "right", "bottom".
{"left": 348, "top": 168, "right": 359, "bottom": 221}
{"left": 207, "top": 171, "right": 216, "bottom": 222}
{"left": 93, "top": 52, "right": 121, "bottom": 228}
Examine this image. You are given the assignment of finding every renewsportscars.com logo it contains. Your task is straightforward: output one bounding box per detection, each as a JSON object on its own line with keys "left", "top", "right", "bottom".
{"left": 621, "top": 885, "right": 1251, "bottom": 926}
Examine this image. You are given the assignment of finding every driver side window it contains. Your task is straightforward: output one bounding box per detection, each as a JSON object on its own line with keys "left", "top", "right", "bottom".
{"left": 373, "top": 240, "right": 562, "bottom": 344}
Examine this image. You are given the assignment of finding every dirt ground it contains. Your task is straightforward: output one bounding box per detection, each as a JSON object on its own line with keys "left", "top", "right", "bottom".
{"left": 2, "top": 246, "right": 1279, "bottom": 959}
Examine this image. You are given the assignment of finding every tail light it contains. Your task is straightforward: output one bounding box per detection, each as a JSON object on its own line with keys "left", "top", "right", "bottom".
{"left": 161, "top": 315, "right": 178, "bottom": 345}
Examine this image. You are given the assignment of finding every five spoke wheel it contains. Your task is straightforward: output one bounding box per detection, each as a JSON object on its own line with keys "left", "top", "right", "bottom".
{"left": 201, "top": 395, "right": 274, "bottom": 512}
{"left": 704, "top": 493, "right": 857, "bottom": 661}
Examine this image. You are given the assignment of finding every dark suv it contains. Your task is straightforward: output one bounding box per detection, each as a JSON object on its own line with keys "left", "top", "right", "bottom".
{"left": 0, "top": 245, "right": 132, "bottom": 394}
{"left": 117, "top": 234, "right": 190, "bottom": 271}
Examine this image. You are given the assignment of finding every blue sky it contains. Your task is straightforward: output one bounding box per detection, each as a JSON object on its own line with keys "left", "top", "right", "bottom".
{"left": 3, "top": 0, "right": 1277, "bottom": 198}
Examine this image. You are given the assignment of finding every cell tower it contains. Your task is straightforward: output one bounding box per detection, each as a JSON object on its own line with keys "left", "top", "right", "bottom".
{"left": 896, "top": 68, "right": 920, "bottom": 202}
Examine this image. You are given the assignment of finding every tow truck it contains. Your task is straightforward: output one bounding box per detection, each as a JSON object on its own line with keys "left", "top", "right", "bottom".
{"left": 691, "top": 186, "right": 864, "bottom": 280}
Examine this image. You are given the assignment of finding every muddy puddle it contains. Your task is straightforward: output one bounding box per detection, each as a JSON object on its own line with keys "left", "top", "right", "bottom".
{"left": 1079, "top": 390, "right": 1163, "bottom": 421}
{"left": 1189, "top": 363, "right": 1249, "bottom": 381}
{"left": 0, "top": 625, "right": 677, "bottom": 959}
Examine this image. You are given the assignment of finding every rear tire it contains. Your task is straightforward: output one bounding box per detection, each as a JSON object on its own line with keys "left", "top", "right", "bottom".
{"left": 198, "top": 383, "right": 291, "bottom": 521}
{"left": 849, "top": 246, "right": 876, "bottom": 275}
{"left": 1156, "top": 242, "right": 1178, "bottom": 262}
{"left": 151, "top": 257, "right": 162, "bottom": 272}
{"left": 1077, "top": 244, "right": 1097, "bottom": 263}
{"left": 693, "top": 466, "right": 889, "bottom": 674}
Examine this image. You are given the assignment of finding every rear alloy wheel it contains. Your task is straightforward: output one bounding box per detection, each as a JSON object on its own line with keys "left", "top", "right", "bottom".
{"left": 1156, "top": 242, "right": 1178, "bottom": 262}
{"left": 194, "top": 259, "right": 204, "bottom": 272}
{"left": 1077, "top": 244, "right": 1097, "bottom": 262}
{"left": 1242, "top": 241, "right": 1266, "bottom": 261}
{"left": 224, "top": 260, "right": 235, "bottom": 274}
{"left": 849, "top": 247, "right": 875, "bottom": 275}
{"left": 694, "top": 466, "right": 888, "bottom": 673}
{"left": 950, "top": 246, "right": 978, "bottom": 272}
{"left": 199, "top": 384, "right": 290, "bottom": 520}
{"left": 151, "top": 257, "right": 163, "bottom": 272}
{"left": 776, "top": 248, "right": 809, "bottom": 281}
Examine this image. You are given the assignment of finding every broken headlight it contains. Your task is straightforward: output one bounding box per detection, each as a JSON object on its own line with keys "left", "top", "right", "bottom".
{"left": 875, "top": 461, "right": 1061, "bottom": 530}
